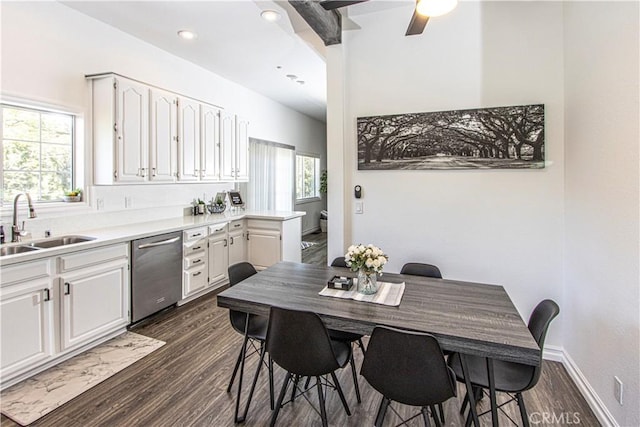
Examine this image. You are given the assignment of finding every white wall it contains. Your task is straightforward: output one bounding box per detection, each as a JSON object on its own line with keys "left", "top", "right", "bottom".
{"left": 332, "top": 1, "right": 565, "bottom": 334}
{"left": 563, "top": 2, "right": 640, "bottom": 426}
{"left": 0, "top": 1, "right": 326, "bottom": 235}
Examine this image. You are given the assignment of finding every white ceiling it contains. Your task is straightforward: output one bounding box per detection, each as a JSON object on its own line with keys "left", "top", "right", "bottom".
{"left": 62, "top": 0, "right": 329, "bottom": 122}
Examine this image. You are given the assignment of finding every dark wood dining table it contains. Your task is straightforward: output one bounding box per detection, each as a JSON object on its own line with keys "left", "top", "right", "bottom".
{"left": 217, "top": 261, "right": 541, "bottom": 426}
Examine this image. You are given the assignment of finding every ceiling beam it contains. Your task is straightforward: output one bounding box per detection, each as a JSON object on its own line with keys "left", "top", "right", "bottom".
{"left": 288, "top": 0, "right": 342, "bottom": 46}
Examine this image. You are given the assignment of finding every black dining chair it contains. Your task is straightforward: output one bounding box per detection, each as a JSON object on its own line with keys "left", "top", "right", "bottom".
{"left": 226, "top": 262, "right": 274, "bottom": 423}
{"left": 447, "top": 299, "right": 560, "bottom": 427}
{"left": 399, "top": 261, "right": 446, "bottom": 422}
{"left": 266, "top": 306, "right": 354, "bottom": 427}
{"left": 361, "top": 326, "right": 458, "bottom": 427}
{"left": 400, "top": 262, "right": 443, "bottom": 279}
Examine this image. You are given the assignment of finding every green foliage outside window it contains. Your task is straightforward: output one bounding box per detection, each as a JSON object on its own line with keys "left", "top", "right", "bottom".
{"left": 296, "top": 154, "right": 320, "bottom": 201}
{"left": 2, "top": 104, "right": 73, "bottom": 203}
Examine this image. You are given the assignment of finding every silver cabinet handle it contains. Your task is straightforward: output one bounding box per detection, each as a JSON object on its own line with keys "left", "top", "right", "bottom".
{"left": 138, "top": 236, "right": 180, "bottom": 249}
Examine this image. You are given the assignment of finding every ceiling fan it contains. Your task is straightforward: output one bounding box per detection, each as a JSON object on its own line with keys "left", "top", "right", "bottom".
{"left": 319, "top": 0, "right": 458, "bottom": 36}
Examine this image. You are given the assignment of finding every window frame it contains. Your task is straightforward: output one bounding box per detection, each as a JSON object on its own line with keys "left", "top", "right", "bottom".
{"left": 0, "top": 96, "right": 87, "bottom": 214}
{"left": 295, "top": 152, "right": 321, "bottom": 204}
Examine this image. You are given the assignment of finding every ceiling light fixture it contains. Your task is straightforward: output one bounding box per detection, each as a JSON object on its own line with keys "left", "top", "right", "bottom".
{"left": 177, "top": 30, "right": 197, "bottom": 40}
{"left": 286, "top": 74, "right": 298, "bottom": 80}
{"left": 416, "top": 0, "right": 458, "bottom": 17}
{"left": 261, "top": 10, "right": 281, "bottom": 22}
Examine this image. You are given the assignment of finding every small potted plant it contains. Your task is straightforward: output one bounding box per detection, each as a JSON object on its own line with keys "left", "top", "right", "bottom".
{"left": 207, "top": 195, "right": 226, "bottom": 214}
{"left": 197, "top": 198, "right": 206, "bottom": 215}
{"left": 63, "top": 188, "right": 82, "bottom": 202}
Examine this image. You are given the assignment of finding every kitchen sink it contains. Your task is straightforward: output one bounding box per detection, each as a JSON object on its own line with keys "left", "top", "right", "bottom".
{"left": 29, "top": 235, "right": 96, "bottom": 248}
{"left": 0, "top": 245, "right": 40, "bottom": 256}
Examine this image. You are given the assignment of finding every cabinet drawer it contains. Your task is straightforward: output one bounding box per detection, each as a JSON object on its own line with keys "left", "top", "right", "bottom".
{"left": 58, "top": 244, "right": 128, "bottom": 273}
{"left": 183, "top": 264, "right": 206, "bottom": 293}
{"left": 183, "top": 227, "right": 207, "bottom": 242}
{"left": 229, "top": 220, "right": 244, "bottom": 231}
{"left": 1, "top": 259, "right": 51, "bottom": 285}
{"left": 208, "top": 222, "right": 228, "bottom": 235}
{"left": 183, "top": 240, "right": 206, "bottom": 256}
{"left": 247, "top": 219, "right": 281, "bottom": 231}
{"left": 184, "top": 252, "right": 206, "bottom": 269}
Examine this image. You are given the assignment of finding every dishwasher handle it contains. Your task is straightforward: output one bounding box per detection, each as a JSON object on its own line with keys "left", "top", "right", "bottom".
{"left": 138, "top": 236, "right": 181, "bottom": 249}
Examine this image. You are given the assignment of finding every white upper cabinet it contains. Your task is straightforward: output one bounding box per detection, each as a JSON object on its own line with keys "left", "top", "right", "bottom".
{"left": 150, "top": 89, "right": 178, "bottom": 182}
{"left": 90, "top": 73, "right": 246, "bottom": 184}
{"left": 200, "top": 104, "right": 222, "bottom": 181}
{"left": 177, "top": 97, "right": 201, "bottom": 182}
{"left": 221, "top": 112, "right": 249, "bottom": 182}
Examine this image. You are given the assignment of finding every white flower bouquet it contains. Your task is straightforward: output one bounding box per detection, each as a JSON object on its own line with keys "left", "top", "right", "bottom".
{"left": 345, "top": 244, "right": 389, "bottom": 275}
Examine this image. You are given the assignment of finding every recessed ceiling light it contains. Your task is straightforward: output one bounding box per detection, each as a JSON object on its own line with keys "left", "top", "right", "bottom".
{"left": 286, "top": 74, "right": 298, "bottom": 80}
{"left": 297, "top": 80, "right": 305, "bottom": 85}
{"left": 177, "top": 30, "right": 197, "bottom": 40}
{"left": 261, "top": 10, "right": 281, "bottom": 22}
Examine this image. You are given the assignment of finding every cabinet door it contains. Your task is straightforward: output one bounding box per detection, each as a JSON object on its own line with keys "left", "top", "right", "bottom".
{"left": 116, "top": 78, "right": 149, "bottom": 182}
{"left": 150, "top": 89, "right": 177, "bottom": 182}
{"left": 0, "top": 279, "right": 53, "bottom": 378}
{"left": 235, "top": 116, "right": 249, "bottom": 181}
{"left": 228, "top": 229, "right": 246, "bottom": 266}
{"left": 200, "top": 104, "right": 221, "bottom": 181}
{"left": 60, "top": 261, "right": 129, "bottom": 351}
{"left": 183, "top": 264, "right": 207, "bottom": 297}
{"left": 177, "top": 97, "right": 201, "bottom": 181}
{"left": 208, "top": 235, "right": 229, "bottom": 285}
{"left": 220, "top": 111, "right": 236, "bottom": 181}
{"left": 247, "top": 229, "right": 281, "bottom": 270}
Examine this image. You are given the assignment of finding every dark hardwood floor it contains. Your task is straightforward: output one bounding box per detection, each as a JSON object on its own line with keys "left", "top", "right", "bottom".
{"left": 2, "top": 284, "right": 599, "bottom": 427}
{"left": 301, "top": 232, "right": 327, "bottom": 266}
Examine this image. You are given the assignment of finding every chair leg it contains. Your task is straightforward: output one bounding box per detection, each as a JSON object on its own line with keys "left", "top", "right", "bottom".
{"left": 486, "top": 358, "right": 498, "bottom": 427}
{"left": 290, "top": 374, "right": 300, "bottom": 403}
{"left": 430, "top": 405, "right": 443, "bottom": 427}
{"left": 421, "top": 406, "right": 432, "bottom": 427}
{"left": 268, "top": 355, "right": 274, "bottom": 410}
{"left": 374, "top": 397, "right": 390, "bottom": 427}
{"left": 330, "top": 371, "right": 351, "bottom": 416}
{"left": 238, "top": 341, "right": 267, "bottom": 422}
{"left": 227, "top": 342, "right": 244, "bottom": 392}
{"left": 316, "top": 376, "right": 329, "bottom": 427}
{"left": 269, "top": 371, "right": 291, "bottom": 427}
{"left": 437, "top": 402, "right": 445, "bottom": 423}
{"left": 233, "top": 334, "right": 251, "bottom": 423}
{"left": 460, "top": 391, "right": 469, "bottom": 415}
{"left": 516, "top": 392, "right": 530, "bottom": 427}
{"left": 348, "top": 352, "right": 362, "bottom": 403}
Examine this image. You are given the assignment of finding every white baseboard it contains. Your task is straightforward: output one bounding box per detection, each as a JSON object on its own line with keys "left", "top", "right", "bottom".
{"left": 545, "top": 346, "right": 618, "bottom": 427}
{"left": 302, "top": 226, "right": 321, "bottom": 236}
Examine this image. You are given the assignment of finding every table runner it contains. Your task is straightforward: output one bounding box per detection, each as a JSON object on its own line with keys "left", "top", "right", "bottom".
{"left": 319, "top": 281, "right": 405, "bottom": 306}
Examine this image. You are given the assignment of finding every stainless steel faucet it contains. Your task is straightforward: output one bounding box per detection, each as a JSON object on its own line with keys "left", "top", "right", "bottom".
{"left": 12, "top": 193, "right": 37, "bottom": 242}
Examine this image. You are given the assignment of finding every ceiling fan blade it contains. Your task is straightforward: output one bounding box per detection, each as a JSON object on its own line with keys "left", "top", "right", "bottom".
{"left": 405, "top": 8, "right": 429, "bottom": 36}
{"left": 320, "top": 0, "right": 368, "bottom": 11}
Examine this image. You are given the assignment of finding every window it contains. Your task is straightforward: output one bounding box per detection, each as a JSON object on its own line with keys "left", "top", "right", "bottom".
{"left": 296, "top": 154, "right": 320, "bottom": 201}
{"left": 1, "top": 104, "right": 75, "bottom": 203}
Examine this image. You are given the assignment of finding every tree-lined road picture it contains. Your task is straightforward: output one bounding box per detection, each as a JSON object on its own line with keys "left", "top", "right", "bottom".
{"left": 357, "top": 104, "right": 545, "bottom": 170}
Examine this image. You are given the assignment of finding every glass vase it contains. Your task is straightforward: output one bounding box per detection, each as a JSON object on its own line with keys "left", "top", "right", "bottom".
{"left": 357, "top": 269, "right": 379, "bottom": 295}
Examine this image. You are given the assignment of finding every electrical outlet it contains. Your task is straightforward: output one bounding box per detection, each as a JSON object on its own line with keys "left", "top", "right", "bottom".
{"left": 614, "top": 376, "right": 623, "bottom": 405}
{"left": 96, "top": 198, "right": 104, "bottom": 210}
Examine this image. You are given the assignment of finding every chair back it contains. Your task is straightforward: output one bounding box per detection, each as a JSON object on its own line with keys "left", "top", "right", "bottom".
{"left": 526, "top": 299, "right": 559, "bottom": 389}
{"left": 266, "top": 307, "right": 340, "bottom": 377}
{"left": 400, "top": 262, "right": 442, "bottom": 279}
{"left": 227, "top": 262, "right": 258, "bottom": 334}
{"left": 331, "top": 257, "right": 348, "bottom": 268}
{"left": 361, "top": 326, "right": 457, "bottom": 407}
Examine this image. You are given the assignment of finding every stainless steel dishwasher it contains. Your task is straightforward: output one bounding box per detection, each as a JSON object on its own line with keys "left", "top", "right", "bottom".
{"left": 131, "top": 231, "right": 182, "bottom": 323}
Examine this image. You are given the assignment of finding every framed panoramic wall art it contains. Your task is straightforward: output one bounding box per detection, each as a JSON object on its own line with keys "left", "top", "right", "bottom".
{"left": 357, "top": 104, "right": 544, "bottom": 170}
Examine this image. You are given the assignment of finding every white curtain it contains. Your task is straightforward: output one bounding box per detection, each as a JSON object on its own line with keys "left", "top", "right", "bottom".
{"left": 243, "top": 139, "right": 294, "bottom": 211}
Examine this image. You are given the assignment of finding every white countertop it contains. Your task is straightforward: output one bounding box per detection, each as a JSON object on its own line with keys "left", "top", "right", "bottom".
{"left": 0, "top": 210, "right": 305, "bottom": 267}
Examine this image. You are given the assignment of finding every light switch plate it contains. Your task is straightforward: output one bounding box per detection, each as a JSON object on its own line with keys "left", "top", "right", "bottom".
{"left": 355, "top": 202, "right": 363, "bottom": 214}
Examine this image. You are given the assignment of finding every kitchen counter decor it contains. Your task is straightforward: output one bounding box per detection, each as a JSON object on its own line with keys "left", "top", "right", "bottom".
{"left": 345, "top": 244, "right": 388, "bottom": 295}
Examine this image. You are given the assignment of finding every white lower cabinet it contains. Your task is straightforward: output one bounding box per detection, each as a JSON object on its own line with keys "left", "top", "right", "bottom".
{"left": 0, "top": 260, "right": 54, "bottom": 381}
{"left": 59, "top": 260, "right": 129, "bottom": 351}
{"left": 247, "top": 217, "right": 302, "bottom": 270}
{"left": 0, "top": 243, "right": 130, "bottom": 388}
{"left": 228, "top": 220, "right": 246, "bottom": 266}
{"left": 208, "top": 223, "right": 229, "bottom": 285}
{"left": 182, "top": 227, "right": 208, "bottom": 298}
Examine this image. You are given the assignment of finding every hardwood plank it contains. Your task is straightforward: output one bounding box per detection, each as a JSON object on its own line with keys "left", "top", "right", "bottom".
{"left": 1, "top": 291, "right": 599, "bottom": 426}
